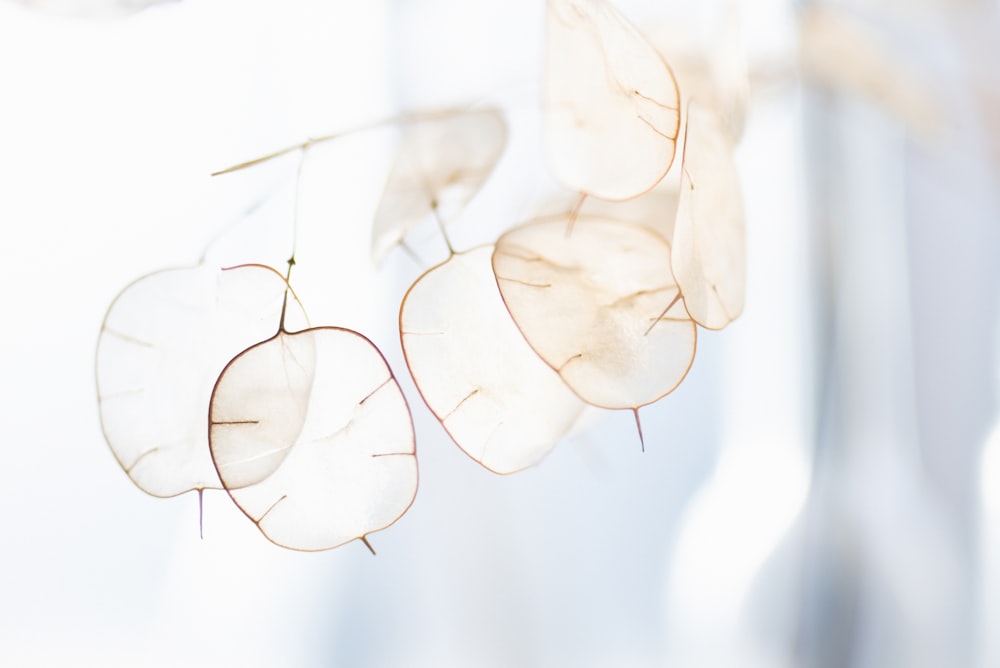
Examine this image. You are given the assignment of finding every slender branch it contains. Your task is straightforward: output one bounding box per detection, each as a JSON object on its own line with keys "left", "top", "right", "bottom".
{"left": 210, "top": 109, "right": 475, "bottom": 177}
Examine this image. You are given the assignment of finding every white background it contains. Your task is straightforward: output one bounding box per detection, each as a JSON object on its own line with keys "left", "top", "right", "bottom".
{"left": 0, "top": 0, "right": 997, "bottom": 666}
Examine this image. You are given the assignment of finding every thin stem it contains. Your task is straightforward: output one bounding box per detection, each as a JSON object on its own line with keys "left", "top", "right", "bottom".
{"left": 683, "top": 163, "right": 695, "bottom": 191}
{"left": 565, "top": 192, "right": 587, "bottom": 236}
{"left": 211, "top": 144, "right": 305, "bottom": 176}
{"left": 644, "top": 290, "right": 684, "bottom": 336}
{"left": 278, "top": 256, "right": 296, "bottom": 334}
{"left": 398, "top": 239, "right": 426, "bottom": 268}
{"left": 678, "top": 98, "right": 694, "bottom": 193}
{"left": 275, "top": 146, "right": 310, "bottom": 334}
{"left": 431, "top": 202, "right": 455, "bottom": 258}
{"left": 197, "top": 488, "right": 204, "bottom": 540}
{"left": 291, "top": 147, "right": 308, "bottom": 256}
{"left": 633, "top": 408, "right": 645, "bottom": 453}
{"left": 219, "top": 262, "right": 309, "bottom": 329}
{"left": 210, "top": 109, "right": 467, "bottom": 177}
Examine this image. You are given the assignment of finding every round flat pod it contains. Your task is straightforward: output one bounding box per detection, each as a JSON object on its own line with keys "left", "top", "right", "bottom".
{"left": 493, "top": 216, "right": 696, "bottom": 409}
{"left": 545, "top": 0, "right": 680, "bottom": 200}
{"left": 371, "top": 109, "right": 508, "bottom": 263}
{"left": 209, "top": 326, "right": 417, "bottom": 552}
{"left": 400, "top": 246, "right": 584, "bottom": 474}
{"left": 96, "top": 263, "right": 306, "bottom": 498}
{"left": 671, "top": 102, "right": 745, "bottom": 330}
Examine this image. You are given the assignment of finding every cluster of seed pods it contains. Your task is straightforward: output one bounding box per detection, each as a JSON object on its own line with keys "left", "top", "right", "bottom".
{"left": 96, "top": 261, "right": 419, "bottom": 553}
{"left": 96, "top": 0, "right": 746, "bottom": 552}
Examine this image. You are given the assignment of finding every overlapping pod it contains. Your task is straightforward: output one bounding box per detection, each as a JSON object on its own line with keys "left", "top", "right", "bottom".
{"left": 371, "top": 109, "right": 508, "bottom": 262}
{"left": 96, "top": 264, "right": 305, "bottom": 498}
{"left": 492, "top": 215, "right": 696, "bottom": 411}
{"left": 209, "top": 324, "right": 417, "bottom": 551}
{"left": 544, "top": 0, "right": 681, "bottom": 200}
{"left": 400, "top": 246, "right": 584, "bottom": 474}
{"left": 671, "top": 102, "right": 746, "bottom": 330}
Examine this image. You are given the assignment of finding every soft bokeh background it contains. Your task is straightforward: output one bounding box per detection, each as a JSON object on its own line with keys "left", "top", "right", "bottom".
{"left": 1, "top": 0, "right": 997, "bottom": 666}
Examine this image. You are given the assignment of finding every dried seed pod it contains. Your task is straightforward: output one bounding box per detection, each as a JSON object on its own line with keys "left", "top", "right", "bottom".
{"left": 371, "top": 109, "right": 508, "bottom": 262}
{"left": 493, "top": 215, "right": 696, "bottom": 410}
{"left": 210, "top": 325, "right": 417, "bottom": 552}
{"left": 400, "top": 246, "right": 583, "bottom": 474}
{"left": 671, "top": 102, "right": 745, "bottom": 330}
{"left": 545, "top": 0, "right": 681, "bottom": 200}
{"left": 96, "top": 264, "right": 305, "bottom": 498}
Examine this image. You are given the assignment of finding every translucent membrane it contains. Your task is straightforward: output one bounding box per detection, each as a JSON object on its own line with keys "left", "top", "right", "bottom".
{"left": 579, "top": 187, "right": 680, "bottom": 242}
{"left": 646, "top": 6, "right": 750, "bottom": 143}
{"left": 544, "top": 0, "right": 680, "bottom": 200}
{"left": 95, "top": 264, "right": 304, "bottom": 498}
{"left": 493, "top": 216, "right": 696, "bottom": 409}
{"left": 671, "top": 102, "right": 745, "bottom": 330}
{"left": 371, "top": 109, "right": 508, "bottom": 262}
{"left": 208, "top": 330, "right": 316, "bottom": 490}
{"left": 400, "top": 246, "right": 583, "bottom": 474}
{"left": 209, "top": 327, "right": 416, "bottom": 551}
